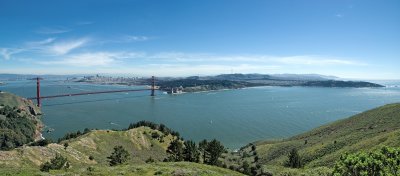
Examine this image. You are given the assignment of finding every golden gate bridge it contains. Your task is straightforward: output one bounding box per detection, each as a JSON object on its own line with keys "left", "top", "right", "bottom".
{"left": 27, "top": 76, "right": 158, "bottom": 107}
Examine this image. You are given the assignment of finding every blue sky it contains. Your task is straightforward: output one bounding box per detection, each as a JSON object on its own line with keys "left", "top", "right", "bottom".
{"left": 0, "top": 0, "right": 399, "bottom": 79}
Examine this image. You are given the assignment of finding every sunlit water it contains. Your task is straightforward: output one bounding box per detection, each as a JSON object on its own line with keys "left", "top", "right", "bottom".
{"left": 1, "top": 79, "right": 400, "bottom": 149}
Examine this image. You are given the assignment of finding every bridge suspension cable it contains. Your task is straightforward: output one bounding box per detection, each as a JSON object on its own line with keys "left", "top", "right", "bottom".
{"left": 27, "top": 76, "right": 157, "bottom": 107}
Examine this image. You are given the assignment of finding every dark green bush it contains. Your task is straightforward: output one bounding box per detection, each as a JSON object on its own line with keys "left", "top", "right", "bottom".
{"left": 107, "top": 145, "right": 130, "bottom": 166}
{"left": 40, "top": 154, "right": 69, "bottom": 172}
{"left": 285, "top": 148, "right": 303, "bottom": 168}
{"left": 333, "top": 146, "right": 400, "bottom": 176}
{"left": 29, "top": 139, "right": 52, "bottom": 147}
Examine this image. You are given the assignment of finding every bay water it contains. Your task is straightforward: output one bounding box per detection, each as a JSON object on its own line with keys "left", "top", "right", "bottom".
{"left": 1, "top": 80, "right": 400, "bottom": 149}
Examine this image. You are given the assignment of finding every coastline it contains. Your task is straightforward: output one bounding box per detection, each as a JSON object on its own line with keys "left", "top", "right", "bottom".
{"left": 70, "top": 80, "right": 385, "bottom": 95}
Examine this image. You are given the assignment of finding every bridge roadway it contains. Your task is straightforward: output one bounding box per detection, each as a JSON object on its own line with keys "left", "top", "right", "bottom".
{"left": 27, "top": 88, "right": 153, "bottom": 100}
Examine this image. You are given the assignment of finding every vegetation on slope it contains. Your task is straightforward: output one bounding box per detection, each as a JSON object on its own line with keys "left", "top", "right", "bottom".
{"left": 0, "top": 122, "right": 243, "bottom": 175}
{"left": 158, "top": 79, "right": 261, "bottom": 92}
{"left": 155, "top": 75, "right": 383, "bottom": 93}
{"left": 234, "top": 103, "right": 400, "bottom": 175}
{"left": 333, "top": 146, "right": 400, "bottom": 176}
{"left": 0, "top": 92, "right": 42, "bottom": 150}
{"left": 301, "top": 80, "right": 383, "bottom": 87}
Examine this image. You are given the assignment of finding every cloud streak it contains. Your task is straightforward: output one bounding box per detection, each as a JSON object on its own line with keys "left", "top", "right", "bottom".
{"left": 38, "top": 52, "right": 131, "bottom": 66}
{"left": 0, "top": 48, "right": 24, "bottom": 60}
{"left": 125, "top": 35, "right": 150, "bottom": 42}
{"left": 48, "top": 38, "right": 89, "bottom": 55}
{"left": 36, "top": 27, "right": 70, "bottom": 34}
{"left": 26, "top": 38, "right": 56, "bottom": 47}
{"left": 273, "top": 55, "right": 366, "bottom": 66}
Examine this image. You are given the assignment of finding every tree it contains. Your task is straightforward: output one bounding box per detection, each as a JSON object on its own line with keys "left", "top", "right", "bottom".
{"left": 167, "top": 139, "right": 184, "bottom": 161}
{"left": 40, "top": 154, "right": 69, "bottom": 172}
{"left": 198, "top": 139, "right": 208, "bottom": 163}
{"left": 107, "top": 145, "right": 130, "bottom": 166}
{"left": 242, "top": 161, "right": 251, "bottom": 175}
{"left": 64, "top": 142, "right": 69, "bottom": 150}
{"left": 183, "top": 140, "right": 200, "bottom": 162}
{"left": 285, "top": 148, "right": 302, "bottom": 168}
{"left": 204, "top": 139, "right": 225, "bottom": 165}
{"left": 151, "top": 132, "right": 160, "bottom": 139}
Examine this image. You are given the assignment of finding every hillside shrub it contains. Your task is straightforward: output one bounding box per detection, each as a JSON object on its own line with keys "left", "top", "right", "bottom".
{"left": 285, "top": 148, "right": 303, "bottom": 168}
{"left": 107, "top": 145, "right": 130, "bottom": 166}
{"left": 146, "top": 156, "right": 155, "bottom": 163}
{"left": 40, "top": 154, "right": 69, "bottom": 172}
{"left": 29, "top": 139, "right": 52, "bottom": 147}
{"left": 332, "top": 146, "right": 400, "bottom": 176}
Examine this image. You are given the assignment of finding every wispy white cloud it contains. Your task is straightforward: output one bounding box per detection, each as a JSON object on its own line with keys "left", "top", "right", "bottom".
{"left": 272, "top": 55, "right": 366, "bottom": 66}
{"left": 38, "top": 52, "right": 133, "bottom": 66}
{"left": 48, "top": 38, "right": 89, "bottom": 55}
{"left": 335, "top": 13, "right": 344, "bottom": 18}
{"left": 125, "top": 35, "right": 150, "bottom": 42}
{"left": 76, "top": 21, "right": 94, "bottom": 25}
{"left": 0, "top": 48, "right": 24, "bottom": 60}
{"left": 36, "top": 27, "right": 70, "bottom": 34}
{"left": 140, "top": 52, "right": 366, "bottom": 66}
{"left": 25, "top": 38, "right": 56, "bottom": 47}
{"left": 126, "top": 64, "right": 280, "bottom": 76}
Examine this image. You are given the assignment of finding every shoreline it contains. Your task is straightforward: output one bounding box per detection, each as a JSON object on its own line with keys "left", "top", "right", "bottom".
{"left": 71, "top": 80, "right": 387, "bottom": 95}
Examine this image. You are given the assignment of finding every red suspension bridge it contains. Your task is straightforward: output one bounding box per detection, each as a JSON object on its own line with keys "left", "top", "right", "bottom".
{"left": 27, "top": 76, "right": 158, "bottom": 107}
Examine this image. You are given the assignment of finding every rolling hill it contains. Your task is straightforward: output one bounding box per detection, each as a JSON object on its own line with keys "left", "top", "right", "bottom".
{"left": 0, "top": 126, "right": 243, "bottom": 176}
{"left": 235, "top": 103, "right": 400, "bottom": 175}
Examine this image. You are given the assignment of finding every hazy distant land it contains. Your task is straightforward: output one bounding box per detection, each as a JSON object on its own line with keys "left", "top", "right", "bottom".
{"left": 62, "top": 73, "right": 384, "bottom": 94}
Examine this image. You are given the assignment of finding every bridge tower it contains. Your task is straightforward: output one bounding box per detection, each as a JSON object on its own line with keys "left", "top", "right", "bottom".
{"left": 36, "top": 77, "right": 42, "bottom": 107}
{"left": 151, "top": 76, "right": 156, "bottom": 96}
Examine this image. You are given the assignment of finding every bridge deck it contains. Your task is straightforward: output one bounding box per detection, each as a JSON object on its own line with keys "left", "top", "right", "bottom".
{"left": 28, "top": 88, "right": 154, "bottom": 100}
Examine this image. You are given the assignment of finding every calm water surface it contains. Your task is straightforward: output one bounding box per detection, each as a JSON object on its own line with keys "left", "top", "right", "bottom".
{"left": 1, "top": 80, "right": 400, "bottom": 149}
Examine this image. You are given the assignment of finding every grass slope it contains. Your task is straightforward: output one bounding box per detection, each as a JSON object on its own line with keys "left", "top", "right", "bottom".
{"left": 238, "top": 103, "right": 400, "bottom": 174}
{"left": 0, "top": 92, "right": 40, "bottom": 114}
{"left": 0, "top": 126, "right": 243, "bottom": 175}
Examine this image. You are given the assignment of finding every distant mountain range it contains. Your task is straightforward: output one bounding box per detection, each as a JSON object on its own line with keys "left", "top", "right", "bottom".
{"left": 202, "top": 73, "right": 339, "bottom": 81}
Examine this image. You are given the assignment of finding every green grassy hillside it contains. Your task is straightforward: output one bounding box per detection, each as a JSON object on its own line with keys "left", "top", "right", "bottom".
{"left": 235, "top": 103, "right": 400, "bottom": 175}
{"left": 0, "top": 92, "right": 41, "bottom": 114}
{"left": 0, "top": 126, "right": 243, "bottom": 175}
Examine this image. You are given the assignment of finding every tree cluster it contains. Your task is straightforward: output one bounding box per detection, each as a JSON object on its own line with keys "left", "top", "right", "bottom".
{"left": 0, "top": 105, "right": 36, "bottom": 150}
{"left": 29, "top": 138, "right": 53, "bottom": 147}
{"left": 57, "top": 128, "right": 91, "bottom": 143}
{"left": 127, "top": 120, "right": 180, "bottom": 138}
{"left": 166, "top": 138, "right": 224, "bottom": 166}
